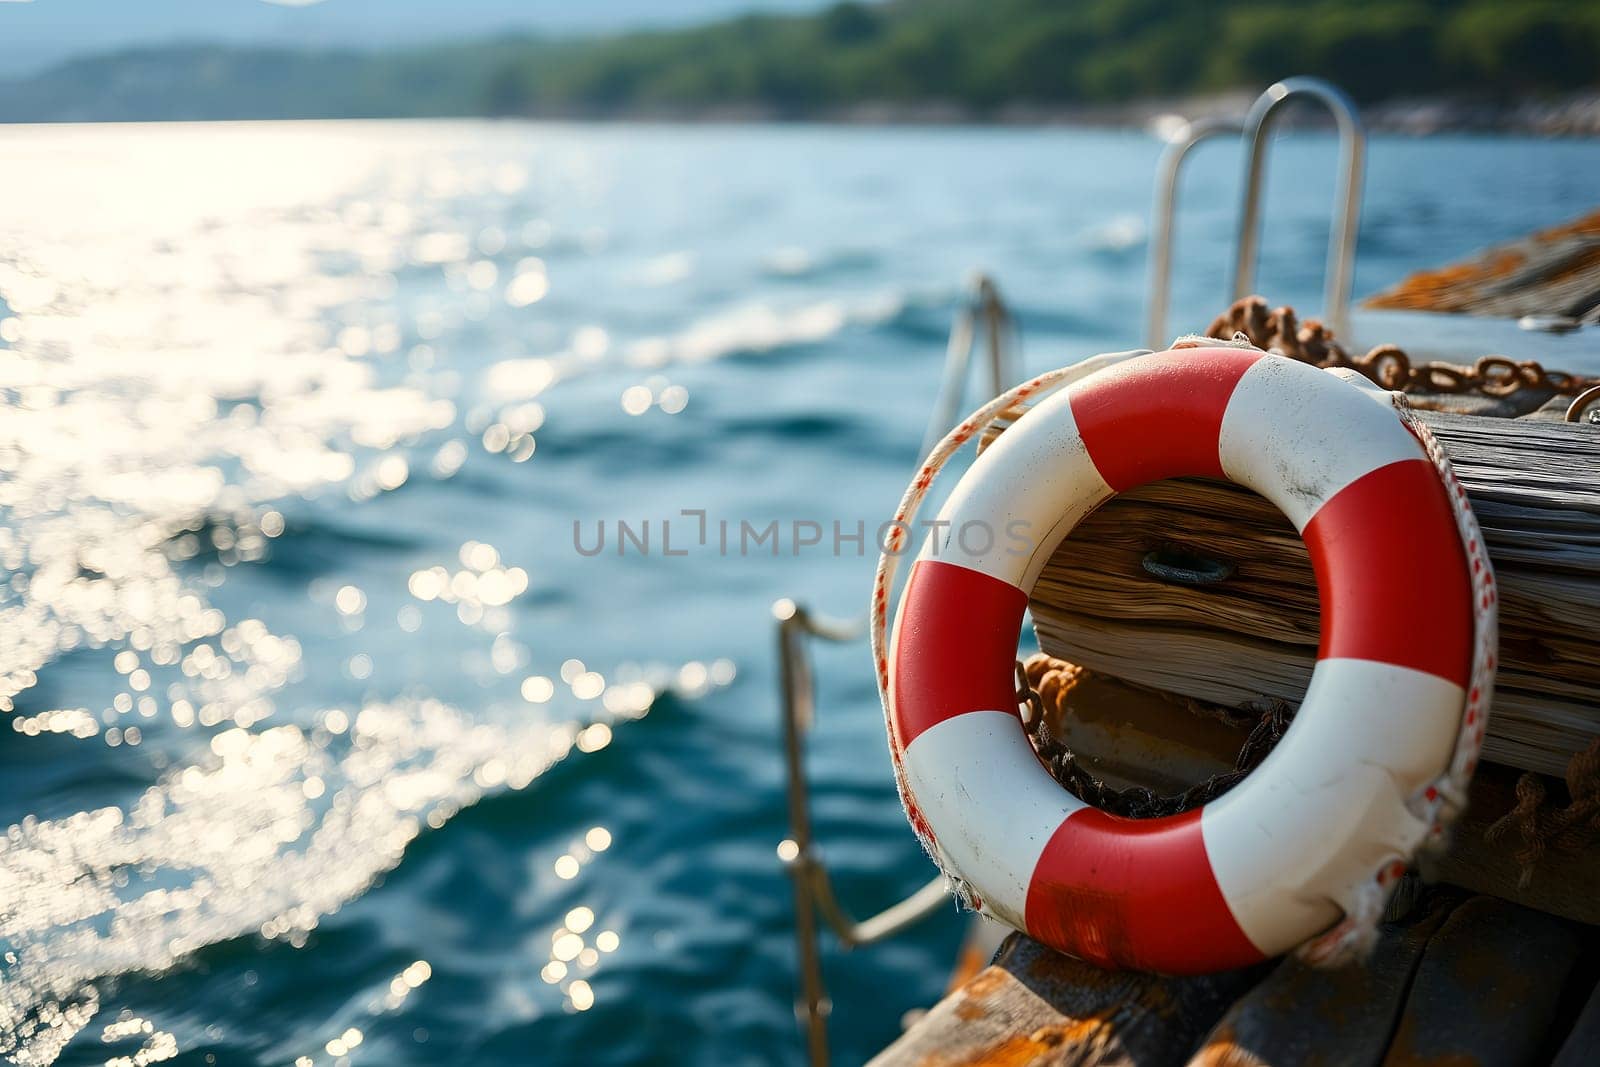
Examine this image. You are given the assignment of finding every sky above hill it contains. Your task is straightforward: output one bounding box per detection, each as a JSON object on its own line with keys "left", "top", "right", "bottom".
{"left": 0, "top": 0, "right": 833, "bottom": 77}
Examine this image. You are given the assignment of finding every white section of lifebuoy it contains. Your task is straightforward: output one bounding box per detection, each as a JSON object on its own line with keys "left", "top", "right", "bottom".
{"left": 899, "top": 711, "right": 1088, "bottom": 932}
{"left": 1200, "top": 657, "right": 1463, "bottom": 953}
{"left": 914, "top": 388, "right": 1111, "bottom": 588}
{"left": 1218, "top": 355, "right": 1426, "bottom": 529}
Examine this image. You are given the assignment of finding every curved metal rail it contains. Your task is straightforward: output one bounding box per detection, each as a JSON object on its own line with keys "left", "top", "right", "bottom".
{"left": 1145, "top": 117, "right": 1244, "bottom": 349}
{"left": 774, "top": 598, "right": 949, "bottom": 1067}
{"left": 919, "top": 274, "right": 1017, "bottom": 462}
{"left": 773, "top": 277, "right": 1021, "bottom": 1064}
{"left": 1230, "top": 77, "right": 1367, "bottom": 337}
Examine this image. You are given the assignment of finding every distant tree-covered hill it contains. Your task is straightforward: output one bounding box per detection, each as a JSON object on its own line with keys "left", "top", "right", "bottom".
{"left": 0, "top": 0, "right": 830, "bottom": 79}
{"left": 2, "top": 0, "right": 1596, "bottom": 123}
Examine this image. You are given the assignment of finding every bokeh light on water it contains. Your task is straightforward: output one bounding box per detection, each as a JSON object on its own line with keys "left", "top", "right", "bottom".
{"left": 0, "top": 123, "right": 757, "bottom": 1065}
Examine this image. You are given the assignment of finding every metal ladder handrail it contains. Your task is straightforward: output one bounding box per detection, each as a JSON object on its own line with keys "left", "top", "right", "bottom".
{"left": 1145, "top": 77, "right": 1367, "bottom": 349}
{"left": 774, "top": 272, "right": 1017, "bottom": 1065}
{"left": 774, "top": 598, "right": 948, "bottom": 1067}
{"left": 1145, "top": 117, "right": 1245, "bottom": 350}
{"left": 919, "top": 274, "right": 1017, "bottom": 462}
{"left": 1231, "top": 77, "right": 1367, "bottom": 338}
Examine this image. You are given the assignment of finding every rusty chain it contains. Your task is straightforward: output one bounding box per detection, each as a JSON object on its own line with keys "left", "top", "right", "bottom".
{"left": 1208, "top": 296, "right": 1600, "bottom": 401}
{"left": 1018, "top": 653, "right": 1293, "bottom": 819}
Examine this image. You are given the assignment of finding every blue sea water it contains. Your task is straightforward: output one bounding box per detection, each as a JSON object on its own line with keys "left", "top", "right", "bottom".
{"left": 0, "top": 120, "right": 1596, "bottom": 1067}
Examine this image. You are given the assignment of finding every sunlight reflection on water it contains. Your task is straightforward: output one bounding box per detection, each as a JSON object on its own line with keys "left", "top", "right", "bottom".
{"left": 0, "top": 123, "right": 743, "bottom": 1063}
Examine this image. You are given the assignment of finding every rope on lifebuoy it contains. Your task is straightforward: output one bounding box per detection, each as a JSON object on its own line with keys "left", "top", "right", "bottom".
{"left": 868, "top": 349, "right": 1143, "bottom": 884}
{"left": 1298, "top": 389, "right": 1495, "bottom": 965}
{"left": 870, "top": 347, "right": 1491, "bottom": 972}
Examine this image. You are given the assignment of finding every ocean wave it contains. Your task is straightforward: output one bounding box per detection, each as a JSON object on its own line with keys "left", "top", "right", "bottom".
{"left": 624, "top": 293, "right": 904, "bottom": 367}
{"left": 758, "top": 245, "right": 880, "bottom": 281}
{"left": 0, "top": 662, "right": 727, "bottom": 1065}
{"left": 1081, "top": 212, "right": 1147, "bottom": 255}
{"left": 476, "top": 292, "right": 910, "bottom": 413}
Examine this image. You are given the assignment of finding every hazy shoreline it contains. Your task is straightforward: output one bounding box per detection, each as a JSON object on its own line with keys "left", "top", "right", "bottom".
{"left": 5, "top": 0, "right": 1597, "bottom": 137}
{"left": 7, "top": 91, "right": 1599, "bottom": 137}
{"left": 506, "top": 90, "right": 1600, "bottom": 137}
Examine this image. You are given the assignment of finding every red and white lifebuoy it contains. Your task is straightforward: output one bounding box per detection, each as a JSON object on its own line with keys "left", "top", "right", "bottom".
{"left": 875, "top": 346, "right": 1495, "bottom": 974}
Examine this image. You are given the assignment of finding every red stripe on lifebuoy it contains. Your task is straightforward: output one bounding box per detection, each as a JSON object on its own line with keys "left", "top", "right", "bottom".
{"left": 1305, "top": 458, "right": 1473, "bottom": 688}
{"left": 1070, "top": 348, "right": 1263, "bottom": 492}
{"left": 892, "top": 560, "right": 1027, "bottom": 749}
{"left": 1024, "top": 808, "right": 1263, "bottom": 973}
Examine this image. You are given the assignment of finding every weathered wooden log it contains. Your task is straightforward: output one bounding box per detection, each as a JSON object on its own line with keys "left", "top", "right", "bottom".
{"left": 1186, "top": 890, "right": 1462, "bottom": 1067}
{"left": 869, "top": 933, "right": 1264, "bottom": 1067}
{"left": 1017, "top": 407, "right": 1600, "bottom": 778}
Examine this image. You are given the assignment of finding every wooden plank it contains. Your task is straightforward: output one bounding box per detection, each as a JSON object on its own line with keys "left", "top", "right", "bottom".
{"left": 1018, "top": 407, "right": 1600, "bottom": 778}
{"left": 891, "top": 893, "right": 1589, "bottom": 1067}
{"left": 1186, "top": 890, "right": 1463, "bottom": 1067}
{"left": 1032, "top": 662, "right": 1600, "bottom": 925}
{"left": 869, "top": 934, "right": 1264, "bottom": 1067}
{"left": 1363, "top": 207, "right": 1600, "bottom": 320}
{"left": 1552, "top": 978, "right": 1600, "bottom": 1067}
{"left": 1382, "top": 896, "right": 1582, "bottom": 1065}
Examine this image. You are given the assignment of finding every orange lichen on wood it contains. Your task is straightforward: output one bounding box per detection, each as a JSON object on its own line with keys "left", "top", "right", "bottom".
{"left": 871, "top": 936, "right": 1260, "bottom": 1066}
{"left": 1364, "top": 207, "right": 1600, "bottom": 317}
{"left": 914, "top": 1018, "right": 1118, "bottom": 1067}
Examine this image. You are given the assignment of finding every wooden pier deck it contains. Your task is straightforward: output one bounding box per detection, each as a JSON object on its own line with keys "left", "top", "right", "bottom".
{"left": 873, "top": 890, "right": 1598, "bottom": 1066}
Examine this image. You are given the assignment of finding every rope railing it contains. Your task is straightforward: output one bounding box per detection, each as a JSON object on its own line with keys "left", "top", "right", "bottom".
{"left": 773, "top": 599, "right": 949, "bottom": 1067}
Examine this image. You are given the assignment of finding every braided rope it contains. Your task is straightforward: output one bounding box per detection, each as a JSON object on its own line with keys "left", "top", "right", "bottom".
{"left": 871, "top": 348, "right": 1498, "bottom": 968}
{"left": 1484, "top": 739, "right": 1600, "bottom": 886}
